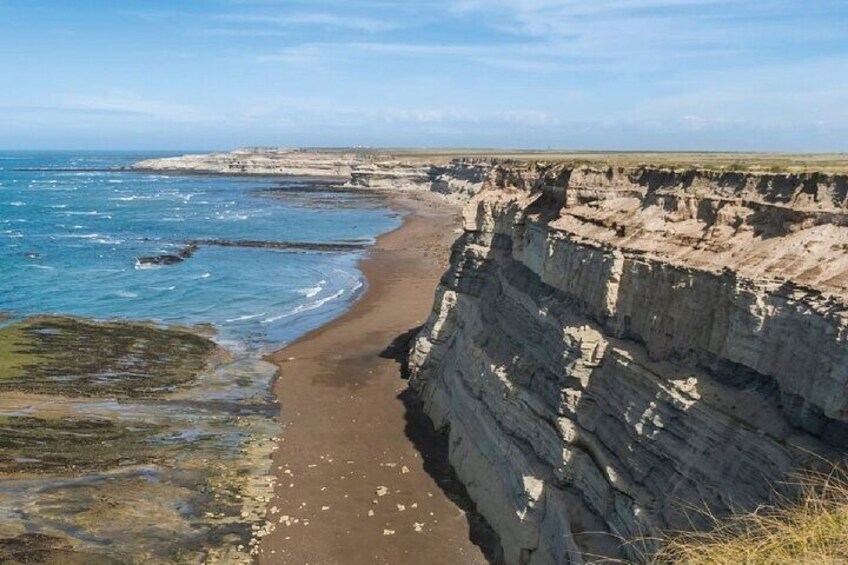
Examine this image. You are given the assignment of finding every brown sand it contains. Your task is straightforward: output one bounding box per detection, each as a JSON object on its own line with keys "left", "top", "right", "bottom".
{"left": 258, "top": 195, "right": 496, "bottom": 564}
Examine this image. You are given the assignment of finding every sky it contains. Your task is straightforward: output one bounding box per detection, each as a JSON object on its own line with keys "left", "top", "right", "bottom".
{"left": 1, "top": 0, "right": 847, "bottom": 151}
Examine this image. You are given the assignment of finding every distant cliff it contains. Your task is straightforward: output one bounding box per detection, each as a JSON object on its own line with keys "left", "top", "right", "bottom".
{"left": 409, "top": 164, "right": 848, "bottom": 563}
{"left": 346, "top": 159, "right": 491, "bottom": 203}
{"left": 134, "top": 148, "right": 493, "bottom": 204}
{"left": 134, "top": 148, "right": 361, "bottom": 177}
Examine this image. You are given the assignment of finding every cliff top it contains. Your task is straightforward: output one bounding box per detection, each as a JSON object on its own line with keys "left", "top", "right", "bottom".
{"left": 313, "top": 148, "right": 848, "bottom": 174}
{"left": 183, "top": 147, "right": 848, "bottom": 173}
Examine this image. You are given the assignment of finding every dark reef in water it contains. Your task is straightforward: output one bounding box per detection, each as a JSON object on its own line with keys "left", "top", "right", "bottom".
{"left": 136, "top": 239, "right": 368, "bottom": 267}
{"left": 189, "top": 238, "right": 368, "bottom": 252}
{"left": 135, "top": 243, "right": 199, "bottom": 266}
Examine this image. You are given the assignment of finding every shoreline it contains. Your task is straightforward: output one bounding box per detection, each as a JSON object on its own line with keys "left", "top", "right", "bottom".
{"left": 1, "top": 156, "right": 438, "bottom": 563}
{"left": 130, "top": 166, "right": 351, "bottom": 182}
{"left": 257, "top": 193, "right": 498, "bottom": 563}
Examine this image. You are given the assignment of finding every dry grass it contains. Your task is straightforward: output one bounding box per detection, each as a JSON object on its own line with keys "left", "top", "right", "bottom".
{"left": 650, "top": 465, "right": 848, "bottom": 565}
{"left": 305, "top": 147, "right": 848, "bottom": 173}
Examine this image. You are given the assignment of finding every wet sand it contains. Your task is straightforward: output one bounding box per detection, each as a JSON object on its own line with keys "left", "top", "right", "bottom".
{"left": 259, "top": 195, "right": 496, "bottom": 564}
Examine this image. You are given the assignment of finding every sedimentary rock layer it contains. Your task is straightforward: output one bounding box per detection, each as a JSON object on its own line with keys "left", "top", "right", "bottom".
{"left": 409, "top": 164, "right": 848, "bottom": 563}
{"left": 346, "top": 159, "right": 492, "bottom": 203}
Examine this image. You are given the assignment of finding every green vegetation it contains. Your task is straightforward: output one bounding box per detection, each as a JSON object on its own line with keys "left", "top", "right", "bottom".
{"left": 0, "top": 415, "right": 164, "bottom": 474}
{"left": 0, "top": 316, "right": 216, "bottom": 397}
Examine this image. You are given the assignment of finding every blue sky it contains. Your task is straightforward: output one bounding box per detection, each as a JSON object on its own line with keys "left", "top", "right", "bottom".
{"left": 1, "top": 0, "right": 847, "bottom": 150}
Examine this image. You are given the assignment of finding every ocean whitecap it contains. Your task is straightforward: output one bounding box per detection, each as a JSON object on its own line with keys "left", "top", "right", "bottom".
{"left": 297, "top": 279, "right": 327, "bottom": 298}
{"left": 261, "top": 289, "right": 345, "bottom": 324}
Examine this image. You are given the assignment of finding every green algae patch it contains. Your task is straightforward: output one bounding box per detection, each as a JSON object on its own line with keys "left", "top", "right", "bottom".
{"left": 0, "top": 415, "right": 164, "bottom": 474}
{"left": 0, "top": 316, "right": 216, "bottom": 397}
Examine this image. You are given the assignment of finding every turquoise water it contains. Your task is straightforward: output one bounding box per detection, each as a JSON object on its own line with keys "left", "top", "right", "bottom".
{"left": 0, "top": 151, "right": 401, "bottom": 350}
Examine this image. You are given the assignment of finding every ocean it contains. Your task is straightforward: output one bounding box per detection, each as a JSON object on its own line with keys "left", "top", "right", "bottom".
{"left": 0, "top": 150, "right": 405, "bottom": 561}
{"left": 0, "top": 151, "right": 402, "bottom": 350}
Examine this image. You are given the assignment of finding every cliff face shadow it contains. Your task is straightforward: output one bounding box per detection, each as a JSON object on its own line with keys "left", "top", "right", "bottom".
{"left": 378, "top": 326, "right": 421, "bottom": 380}
{"left": 380, "top": 330, "right": 504, "bottom": 565}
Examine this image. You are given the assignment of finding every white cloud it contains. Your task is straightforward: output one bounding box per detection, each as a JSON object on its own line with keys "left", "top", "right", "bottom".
{"left": 254, "top": 40, "right": 574, "bottom": 72}
{"left": 218, "top": 12, "right": 396, "bottom": 33}
{"left": 226, "top": 99, "right": 554, "bottom": 128}
{"left": 446, "top": 0, "right": 848, "bottom": 69}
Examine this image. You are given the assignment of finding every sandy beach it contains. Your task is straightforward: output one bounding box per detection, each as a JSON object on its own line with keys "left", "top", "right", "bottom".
{"left": 258, "top": 194, "right": 497, "bottom": 564}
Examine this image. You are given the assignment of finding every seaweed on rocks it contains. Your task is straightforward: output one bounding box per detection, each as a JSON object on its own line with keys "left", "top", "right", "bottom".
{"left": 0, "top": 315, "right": 280, "bottom": 563}
{"left": 0, "top": 317, "right": 215, "bottom": 397}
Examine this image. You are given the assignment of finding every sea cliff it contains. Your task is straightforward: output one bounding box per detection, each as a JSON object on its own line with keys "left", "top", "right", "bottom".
{"left": 408, "top": 164, "right": 848, "bottom": 563}
{"left": 134, "top": 149, "right": 848, "bottom": 562}
{"left": 133, "top": 148, "right": 492, "bottom": 204}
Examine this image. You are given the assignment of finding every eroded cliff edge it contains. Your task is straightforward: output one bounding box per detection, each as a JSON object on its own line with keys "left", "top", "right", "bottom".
{"left": 408, "top": 164, "right": 848, "bottom": 563}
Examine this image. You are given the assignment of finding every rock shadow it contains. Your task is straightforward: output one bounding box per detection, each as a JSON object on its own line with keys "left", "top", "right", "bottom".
{"left": 380, "top": 330, "right": 504, "bottom": 565}
{"left": 378, "top": 326, "right": 421, "bottom": 380}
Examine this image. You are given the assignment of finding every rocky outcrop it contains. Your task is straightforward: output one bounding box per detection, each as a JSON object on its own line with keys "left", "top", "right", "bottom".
{"left": 136, "top": 243, "right": 198, "bottom": 267}
{"left": 347, "top": 159, "right": 492, "bottom": 204}
{"left": 409, "top": 164, "right": 848, "bottom": 563}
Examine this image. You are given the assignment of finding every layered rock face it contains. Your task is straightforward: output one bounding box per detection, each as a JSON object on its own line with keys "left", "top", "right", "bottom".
{"left": 409, "top": 164, "right": 848, "bottom": 563}
{"left": 347, "top": 159, "right": 492, "bottom": 204}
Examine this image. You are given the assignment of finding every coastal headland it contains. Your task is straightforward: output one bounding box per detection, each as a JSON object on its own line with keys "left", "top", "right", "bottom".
{"left": 15, "top": 147, "right": 847, "bottom": 564}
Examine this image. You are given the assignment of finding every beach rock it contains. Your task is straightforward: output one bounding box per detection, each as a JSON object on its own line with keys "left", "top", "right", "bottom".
{"left": 409, "top": 164, "right": 848, "bottom": 563}
{"left": 178, "top": 243, "right": 199, "bottom": 259}
{"left": 136, "top": 254, "right": 185, "bottom": 266}
{"left": 135, "top": 243, "right": 199, "bottom": 266}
